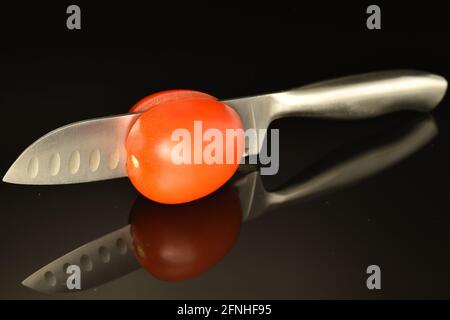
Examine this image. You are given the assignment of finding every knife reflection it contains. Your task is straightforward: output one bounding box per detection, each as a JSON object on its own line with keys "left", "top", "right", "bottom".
{"left": 22, "top": 114, "right": 437, "bottom": 293}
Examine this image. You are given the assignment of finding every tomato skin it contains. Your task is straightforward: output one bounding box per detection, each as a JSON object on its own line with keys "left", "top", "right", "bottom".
{"left": 129, "top": 90, "right": 217, "bottom": 113}
{"left": 130, "top": 187, "right": 242, "bottom": 281}
{"left": 126, "top": 97, "right": 244, "bottom": 204}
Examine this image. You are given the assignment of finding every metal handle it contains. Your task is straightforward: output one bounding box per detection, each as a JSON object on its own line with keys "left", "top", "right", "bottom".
{"left": 270, "top": 70, "right": 447, "bottom": 121}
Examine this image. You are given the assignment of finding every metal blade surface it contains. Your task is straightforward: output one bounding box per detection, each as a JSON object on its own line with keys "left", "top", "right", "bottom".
{"left": 3, "top": 113, "right": 140, "bottom": 184}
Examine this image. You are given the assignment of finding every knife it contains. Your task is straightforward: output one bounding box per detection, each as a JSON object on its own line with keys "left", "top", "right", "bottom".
{"left": 21, "top": 114, "right": 437, "bottom": 293}
{"left": 3, "top": 70, "right": 447, "bottom": 185}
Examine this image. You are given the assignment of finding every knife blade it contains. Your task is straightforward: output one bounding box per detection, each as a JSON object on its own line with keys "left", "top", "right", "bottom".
{"left": 3, "top": 113, "right": 140, "bottom": 184}
{"left": 4, "top": 70, "right": 447, "bottom": 185}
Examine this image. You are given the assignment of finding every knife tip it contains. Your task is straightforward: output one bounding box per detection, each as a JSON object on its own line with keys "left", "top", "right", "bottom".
{"left": 21, "top": 275, "right": 34, "bottom": 290}
{"left": 21, "top": 272, "right": 54, "bottom": 294}
{"left": 21, "top": 278, "right": 29, "bottom": 287}
{"left": 2, "top": 157, "right": 38, "bottom": 185}
{"left": 2, "top": 168, "right": 13, "bottom": 183}
{"left": 2, "top": 164, "right": 19, "bottom": 184}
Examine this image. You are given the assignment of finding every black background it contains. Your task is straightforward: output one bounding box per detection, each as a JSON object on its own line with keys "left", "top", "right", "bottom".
{"left": 0, "top": 1, "right": 450, "bottom": 299}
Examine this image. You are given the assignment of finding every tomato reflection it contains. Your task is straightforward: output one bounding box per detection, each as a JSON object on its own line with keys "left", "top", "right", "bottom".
{"left": 129, "top": 186, "right": 242, "bottom": 281}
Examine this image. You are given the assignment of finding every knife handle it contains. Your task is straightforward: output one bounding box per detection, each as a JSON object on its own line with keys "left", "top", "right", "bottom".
{"left": 270, "top": 70, "right": 447, "bottom": 121}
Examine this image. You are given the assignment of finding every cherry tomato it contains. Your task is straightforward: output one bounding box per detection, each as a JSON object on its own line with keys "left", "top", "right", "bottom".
{"left": 130, "top": 187, "right": 242, "bottom": 281}
{"left": 126, "top": 96, "right": 244, "bottom": 204}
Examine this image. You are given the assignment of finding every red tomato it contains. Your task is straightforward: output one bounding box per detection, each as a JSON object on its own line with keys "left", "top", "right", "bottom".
{"left": 130, "top": 187, "right": 242, "bottom": 281}
{"left": 126, "top": 97, "right": 244, "bottom": 204}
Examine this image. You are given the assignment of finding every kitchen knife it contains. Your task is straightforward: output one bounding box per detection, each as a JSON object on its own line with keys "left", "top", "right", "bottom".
{"left": 22, "top": 114, "right": 437, "bottom": 293}
{"left": 3, "top": 70, "right": 447, "bottom": 185}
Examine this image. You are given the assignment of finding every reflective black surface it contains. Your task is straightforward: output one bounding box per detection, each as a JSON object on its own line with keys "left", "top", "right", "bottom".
{"left": 1, "top": 2, "right": 450, "bottom": 299}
